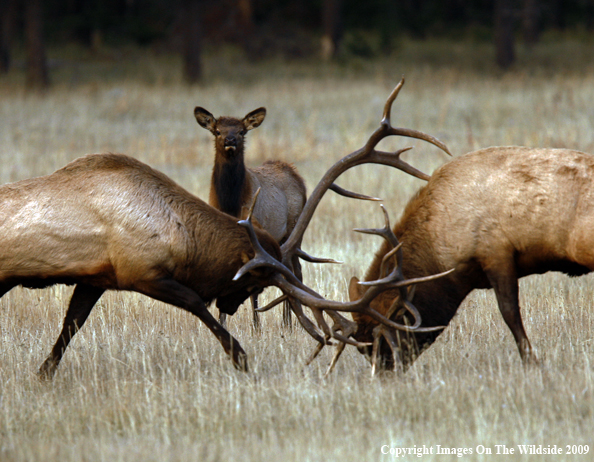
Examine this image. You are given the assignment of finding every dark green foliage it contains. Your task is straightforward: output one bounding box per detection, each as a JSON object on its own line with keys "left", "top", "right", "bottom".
{"left": 6, "top": 0, "right": 594, "bottom": 50}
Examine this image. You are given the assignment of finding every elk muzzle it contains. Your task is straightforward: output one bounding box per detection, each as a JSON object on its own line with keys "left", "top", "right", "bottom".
{"left": 224, "top": 136, "right": 237, "bottom": 153}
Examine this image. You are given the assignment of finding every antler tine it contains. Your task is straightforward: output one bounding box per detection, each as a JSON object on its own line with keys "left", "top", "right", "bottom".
{"left": 381, "top": 76, "right": 405, "bottom": 127}
{"left": 255, "top": 294, "right": 289, "bottom": 312}
{"left": 330, "top": 183, "right": 381, "bottom": 202}
{"left": 371, "top": 324, "right": 404, "bottom": 376}
{"left": 270, "top": 267, "right": 444, "bottom": 333}
{"left": 359, "top": 267, "right": 455, "bottom": 287}
{"left": 306, "top": 309, "right": 370, "bottom": 375}
{"left": 305, "top": 341, "right": 326, "bottom": 366}
{"left": 304, "top": 303, "right": 370, "bottom": 348}
{"left": 234, "top": 187, "right": 286, "bottom": 281}
{"left": 295, "top": 248, "right": 342, "bottom": 264}
{"left": 354, "top": 204, "right": 399, "bottom": 247}
{"left": 234, "top": 212, "right": 322, "bottom": 299}
{"left": 379, "top": 77, "right": 451, "bottom": 156}
{"left": 246, "top": 187, "right": 260, "bottom": 221}
{"left": 370, "top": 148, "right": 430, "bottom": 181}
{"left": 233, "top": 217, "right": 293, "bottom": 282}
{"left": 383, "top": 297, "right": 421, "bottom": 330}
{"left": 355, "top": 203, "right": 403, "bottom": 278}
{"left": 379, "top": 244, "right": 402, "bottom": 279}
{"left": 287, "top": 298, "right": 328, "bottom": 345}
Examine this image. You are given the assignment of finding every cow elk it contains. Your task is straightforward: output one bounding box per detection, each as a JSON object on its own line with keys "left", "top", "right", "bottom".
{"left": 0, "top": 79, "right": 452, "bottom": 379}
{"left": 346, "top": 145, "right": 594, "bottom": 374}
{"left": 194, "top": 106, "right": 306, "bottom": 328}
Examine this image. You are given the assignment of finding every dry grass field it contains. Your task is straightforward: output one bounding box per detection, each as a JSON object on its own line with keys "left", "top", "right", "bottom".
{"left": 1, "top": 38, "right": 594, "bottom": 461}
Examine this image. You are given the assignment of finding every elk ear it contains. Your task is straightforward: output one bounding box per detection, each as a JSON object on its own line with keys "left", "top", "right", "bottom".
{"left": 348, "top": 276, "right": 364, "bottom": 301}
{"left": 243, "top": 107, "right": 266, "bottom": 131}
{"left": 194, "top": 107, "right": 217, "bottom": 133}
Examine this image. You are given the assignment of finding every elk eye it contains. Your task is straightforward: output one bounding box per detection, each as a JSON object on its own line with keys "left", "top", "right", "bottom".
{"left": 215, "top": 129, "right": 221, "bottom": 136}
{"left": 240, "top": 129, "right": 246, "bottom": 136}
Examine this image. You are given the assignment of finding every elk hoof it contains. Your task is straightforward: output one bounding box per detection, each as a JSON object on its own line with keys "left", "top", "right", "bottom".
{"left": 232, "top": 351, "right": 249, "bottom": 372}
{"left": 37, "top": 360, "right": 58, "bottom": 381}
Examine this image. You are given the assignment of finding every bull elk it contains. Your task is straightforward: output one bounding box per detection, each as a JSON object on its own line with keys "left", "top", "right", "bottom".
{"left": 194, "top": 106, "right": 306, "bottom": 328}
{"left": 0, "top": 153, "right": 283, "bottom": 378}
{"left": 0, "top": 81, "right": 451, "bottom": 378}
{"left": 347, "top": 145, "right": 594, "bottom": 373}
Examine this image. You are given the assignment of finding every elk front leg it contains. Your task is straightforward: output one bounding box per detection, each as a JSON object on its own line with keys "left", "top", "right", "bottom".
{"left": 137, "top": 278, "right": 248, "bottom": 371}
{"left": 250, "top": 294, "right": 261, "bottom": 332}
{"left": 39, "top": 284, "right": 105, "bottom": 380}
{"left": 219, "top": 294, "right": 260, "bottom": 333}
{"left": 484, "top": 257, "right": 536, "bottom": 364}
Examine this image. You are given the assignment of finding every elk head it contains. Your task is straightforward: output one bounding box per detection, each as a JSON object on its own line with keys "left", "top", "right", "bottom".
{"left": 194, "top": 107, "right": 266, "bottom": 160}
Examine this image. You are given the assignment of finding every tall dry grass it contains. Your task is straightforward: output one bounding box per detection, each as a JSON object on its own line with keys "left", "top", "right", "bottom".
{"left": 1, "top": 39, "right": 594, "bottom": 461}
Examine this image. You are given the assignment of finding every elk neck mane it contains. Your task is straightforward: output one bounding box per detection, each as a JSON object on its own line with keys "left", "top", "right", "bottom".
{"left": 212, "top": 159, "right": 246, "bottom": 217}
{"left": 362, "top": 185, "right": 472, "bottom": 329}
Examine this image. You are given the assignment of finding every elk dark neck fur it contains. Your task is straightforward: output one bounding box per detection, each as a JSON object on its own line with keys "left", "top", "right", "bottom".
{"left": 364, "top": 213, "right": 476, "bottom": 330}
{"left": 211, "top": 149, "right": 247, "bottom": 218}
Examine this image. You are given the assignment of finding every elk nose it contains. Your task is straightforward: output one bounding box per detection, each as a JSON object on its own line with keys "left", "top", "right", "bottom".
{"left": 224, "top": 136, "right": 237, "bottom": 153}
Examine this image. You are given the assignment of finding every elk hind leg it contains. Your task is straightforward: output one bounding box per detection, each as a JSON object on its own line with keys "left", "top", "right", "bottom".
{"left": 485, "top": 259, "right": 536, "bottom": 364}
{"left": 39, "top": 284, "right": 105, "bottom": 380}
{"left": 137, "top": 278, "right": 248, "bottom": 371}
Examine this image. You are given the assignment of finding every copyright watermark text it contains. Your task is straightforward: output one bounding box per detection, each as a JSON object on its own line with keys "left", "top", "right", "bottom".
{"left": 380, "top": 444, "right": 590, "bottom": 458}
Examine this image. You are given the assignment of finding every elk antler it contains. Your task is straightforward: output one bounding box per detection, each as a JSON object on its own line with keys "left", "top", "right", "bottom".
{"left": 304, "top": 205, "right": 453, "bottom": 374}
{"left": 281, "top": 77, "right": 451, "bottom": 268}
{"left": 237, "top": 204, "right": 451, "bottom": 334}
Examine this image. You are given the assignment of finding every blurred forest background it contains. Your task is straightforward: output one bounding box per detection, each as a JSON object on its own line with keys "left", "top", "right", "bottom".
{"left": 2, "top": 0, "right": 594, "bottom": 89}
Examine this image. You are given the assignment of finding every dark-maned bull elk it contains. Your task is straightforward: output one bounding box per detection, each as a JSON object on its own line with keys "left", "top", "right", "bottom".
{"left": 347, "top": 146, "right": 594, "bottom": 373}
{"left": 0, "top": 80, "right": 450, "bottom": 379}
{"left": 194, "top": 106, "right": 306, "bottom": 328}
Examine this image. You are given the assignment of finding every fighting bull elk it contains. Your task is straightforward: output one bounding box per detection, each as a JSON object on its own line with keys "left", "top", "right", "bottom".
{"left": 0, "top": 154, "right": 281, "bottom": 377}
{"left": 346, "top": 146, "right": 594, "bottom": 373}
{"left": 0, "top": 80, "right": 451, "bottom": 378}
{"left": 194, "top": 106, "right": 306, "bottom": 328}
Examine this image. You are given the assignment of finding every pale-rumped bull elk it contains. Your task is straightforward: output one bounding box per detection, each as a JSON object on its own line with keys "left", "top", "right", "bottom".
{"left": 194, "top": 106, "right": 306, "bottom": 327}
{"left": 0, "top": 153, "right": 283, "bottom": 377}
{"left": 348, "top": 146, "right": 594, "bottom": 373}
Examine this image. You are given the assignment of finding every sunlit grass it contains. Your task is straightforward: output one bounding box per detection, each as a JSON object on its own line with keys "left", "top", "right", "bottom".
{"left": 1, "top": 39, "right": 594, "bottom": 461}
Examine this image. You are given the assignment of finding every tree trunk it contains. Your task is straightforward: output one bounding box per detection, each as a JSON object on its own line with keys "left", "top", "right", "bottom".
{"left": 522, "top": 0, "right": 539, "bottom": 47}
{"left": 494, "top": 0, "right": 515, "bottom": 69}
{"left": 234, "top": 0, "right": 255, "bottom": 56}
{"left": 321, "top": 0, "right": 342, "bottom": 60}
{"left": 180, "top": 0, "right": 202, "bottom": 83}
{"left": 25, "top": 0, "right": 49, "bottom": 89}
{"left": 0, "top": 0, "right": 17, "bottom": 73}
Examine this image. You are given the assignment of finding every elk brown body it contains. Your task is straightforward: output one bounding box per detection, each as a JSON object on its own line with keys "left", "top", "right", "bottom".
{"left": 349, "top": 146, "right": 594, "bottom": 370}
{"left": 0, "top": 153, "right": 282, "bottom": 378}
